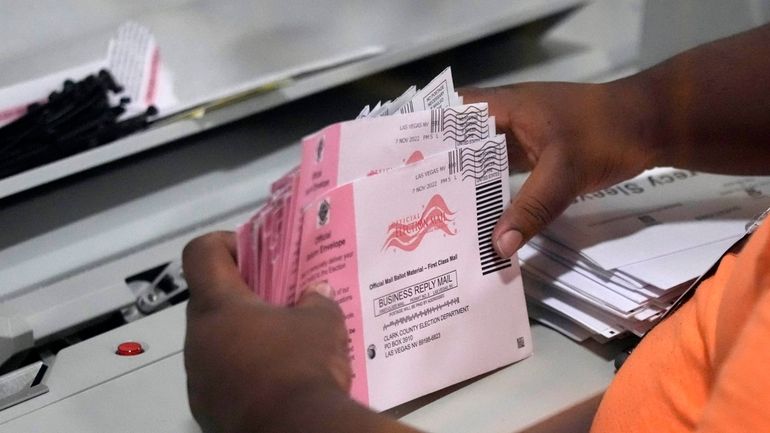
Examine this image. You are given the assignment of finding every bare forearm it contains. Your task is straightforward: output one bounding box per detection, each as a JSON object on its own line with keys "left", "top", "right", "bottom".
{"left": 256, "top": 386, "right": 423, "bottom": 433}
{"left": 613, "top": 23, "right": 770, "bottom": 174}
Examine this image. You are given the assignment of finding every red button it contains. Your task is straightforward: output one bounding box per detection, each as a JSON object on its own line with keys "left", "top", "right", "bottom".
{"left": 116, "top": 342, "right": 144, "bottom": 356}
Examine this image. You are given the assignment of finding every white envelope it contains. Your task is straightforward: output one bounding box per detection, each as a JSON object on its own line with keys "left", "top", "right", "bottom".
{"left": 547, "top": 169, "right": 770, "bottom": 269}
{"left": 296, "top": 137, "right": 531, "bottom": 410}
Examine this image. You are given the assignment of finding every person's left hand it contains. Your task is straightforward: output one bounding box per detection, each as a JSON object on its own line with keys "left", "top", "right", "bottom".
{"left": 182, "top": 232, "right": 352, "bottom": 432}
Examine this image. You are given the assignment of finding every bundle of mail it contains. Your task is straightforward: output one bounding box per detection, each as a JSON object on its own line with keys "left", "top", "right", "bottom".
{"left": 236, "top": 68, "right": 532, "bottom": 411}
{"left": 521, "top": 169, "right": 770, "bottom": 342}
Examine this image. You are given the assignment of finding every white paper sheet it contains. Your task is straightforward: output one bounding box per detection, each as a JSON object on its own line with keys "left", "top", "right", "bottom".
{"left": 547, "top": 168, "right": 770, "bottom": 269}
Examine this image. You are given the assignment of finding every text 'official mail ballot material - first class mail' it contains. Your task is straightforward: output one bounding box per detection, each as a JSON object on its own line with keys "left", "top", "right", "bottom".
{"left": 236, "top": 68, "right": 532, "bottom": 410}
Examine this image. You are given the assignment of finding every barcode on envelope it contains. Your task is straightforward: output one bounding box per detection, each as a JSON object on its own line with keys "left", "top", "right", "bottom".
{"left": 399, "top": 101, "right": 414, "bottom": 114}
{"left": 517, "top": 336, "right": 526, "bottom": 348}
{"left": 448, "top": 148, "right": 459, "bottom": 175}
{"left": 430, "top": 108, "right": 443, "bottom": 133}
{"left": 476, "top": 180, "right": 512, "bottom": 275}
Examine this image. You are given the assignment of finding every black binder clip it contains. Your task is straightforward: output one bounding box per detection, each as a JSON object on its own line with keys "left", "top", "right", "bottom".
{"left": 0, "top": 69, "right": 158, "bottom": 179}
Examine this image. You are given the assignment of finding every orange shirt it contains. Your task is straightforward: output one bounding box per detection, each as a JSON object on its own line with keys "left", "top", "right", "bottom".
{"left": 591, "top": 219, "right": 770, "bottom": 432}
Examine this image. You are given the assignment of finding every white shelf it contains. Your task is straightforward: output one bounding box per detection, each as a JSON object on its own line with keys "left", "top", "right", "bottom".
{"left": 0, "top": 0, "right": 586, "bottom": 200}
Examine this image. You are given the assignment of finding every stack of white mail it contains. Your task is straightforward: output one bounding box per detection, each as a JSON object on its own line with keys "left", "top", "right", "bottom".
{"left": 521, "top": 168, "right": 770, "bottom": 341}
{"left": 235, "top": 68, "right": 532, "bottom": 411}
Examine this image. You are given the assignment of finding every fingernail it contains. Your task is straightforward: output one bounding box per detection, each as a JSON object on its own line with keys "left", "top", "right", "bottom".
{"left": 307, "top": 282, "right": 335, "bottom": 299}
{"left": 495, "top": 230, "right": 522, "bottom": 259}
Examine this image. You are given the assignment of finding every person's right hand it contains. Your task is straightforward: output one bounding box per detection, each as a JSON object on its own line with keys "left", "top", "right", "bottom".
{"left": 461, "top": 81, "right": 659, "bottom": 258}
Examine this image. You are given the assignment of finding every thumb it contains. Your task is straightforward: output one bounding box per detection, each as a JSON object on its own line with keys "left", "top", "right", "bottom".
{"left": 458, "top": 86, "right": 515, "bottom": 131}
{"left": 295, "top": 283, "right": 352, "bottom": 392}
{"left": 492, "top": 149, "right": 577, "bottom": 258}
{"left": 458, "top": 86, "right": 515, "bottom": 112}
{"left": 296, "top": 282, "right": 339, "bottom": 311}
{"left": 458, "top": 86, "right": 493, "bottom": 104}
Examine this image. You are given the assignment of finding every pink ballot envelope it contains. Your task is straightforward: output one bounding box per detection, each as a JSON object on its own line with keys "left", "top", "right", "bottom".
{"left": 297, "top": 136, "right": 532, "bottom": 410}
{"left": 282, "top": 104, "right": 494, "bottom": 303}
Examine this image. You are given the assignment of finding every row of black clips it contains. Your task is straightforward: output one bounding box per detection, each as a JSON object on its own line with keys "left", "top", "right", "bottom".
{"left": 0, "top": 70, "right": 157, "bottom": 180}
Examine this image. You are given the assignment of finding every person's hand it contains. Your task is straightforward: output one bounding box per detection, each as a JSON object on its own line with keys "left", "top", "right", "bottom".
{"left": 461, "top": 81, "right": 659, "bottom": 257}
{"left": 182, "top": 232, "right": 351, "bottom": 432}
{"left": 182, "top": 232, "right": 422, "bottom": 433}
